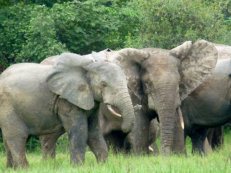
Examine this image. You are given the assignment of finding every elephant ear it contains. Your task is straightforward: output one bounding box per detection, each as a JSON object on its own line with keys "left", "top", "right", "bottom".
{"left": 47, "top": 53, "right": 95, "bottom": 110}
{"left": 170, "top": 40, "right": 218, "bottom": 101}
{"left": 109, "top": 48, "right": 149, "bottom": 64}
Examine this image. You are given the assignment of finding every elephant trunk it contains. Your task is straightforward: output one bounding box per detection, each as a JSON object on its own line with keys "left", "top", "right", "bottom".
{"left": 114, "top": 87, "right": 135, "bottom": 133}
{"left": 158, "top": 107, "right": 176, "bottom": 154}
{"left": 155, "top": 85, "right": 180, "bottom": 155}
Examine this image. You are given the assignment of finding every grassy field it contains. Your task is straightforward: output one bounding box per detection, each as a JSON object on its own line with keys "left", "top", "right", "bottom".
{"left": 0, "top": 132, "right": 231, "bottom": 173}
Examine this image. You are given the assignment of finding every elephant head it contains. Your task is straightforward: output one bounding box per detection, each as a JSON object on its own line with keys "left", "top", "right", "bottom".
{"left": 46, "top": 53, "right": 135, "bottom": 132}
{"left": 95, "top": 40, "right": 218, "bottom": 154}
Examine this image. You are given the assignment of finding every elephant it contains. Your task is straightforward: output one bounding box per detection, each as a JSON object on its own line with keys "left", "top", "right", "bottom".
{"left": 39, "top": 40, "right": 218, "bottom": 156}
{"left": 146, "top": 43, "right": 230, "bottom": 155}
{"left": 0, "top": 52, "right": 135, "bottom": 168}
{"left": 180, "top": 43, "right": 231, "bottom": 154}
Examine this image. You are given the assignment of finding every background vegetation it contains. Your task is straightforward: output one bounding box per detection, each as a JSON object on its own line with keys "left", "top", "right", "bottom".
{"left": 0, "top": 0, "right": 231, "bottom": 70}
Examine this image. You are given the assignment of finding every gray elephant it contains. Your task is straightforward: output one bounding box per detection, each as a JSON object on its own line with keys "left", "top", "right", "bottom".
{"left": 0, "top": 53, "right": 135, "bottom": 168}
{"left": 139, "top": 43, "right": 230, "bottom": 155}
{"left": 180, "top": 43, "right": 231, "bottom": 154}
{"left": 40, "top": 40, "right": 218, "bottom": 156}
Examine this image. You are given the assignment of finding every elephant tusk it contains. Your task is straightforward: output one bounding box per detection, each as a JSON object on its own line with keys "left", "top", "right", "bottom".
{"left": 177, "top": 108, "right": 184, "bottom": 130}
{"left": 149, "top": 146, "right": 154, "bottom": 152}
{"left": 107, "top": 105, "right": 122, "bottom": 118}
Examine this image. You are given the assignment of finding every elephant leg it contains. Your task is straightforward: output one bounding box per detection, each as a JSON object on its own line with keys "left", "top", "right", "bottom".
{"left": 4, "top": 134, "right": 28, "bottom": 169}
{"left": 3, "top": 137, "right": 13, "bottom": 168}
{"left": 40, "top": 130, "right": 65, "bottom": 159}
{"left": 208, "top": 127, "right": 224, "bottom": 150}
{"left": 87, "top": 112, "right": 108, "bottom": 162}
{"left": 63, "top": 115, "right": 87, "bottom": 165}
{"left": 190, "top": 128, "right": 208, "bottom": 155}
{"left": 148, "top": 119, "right": 159, "bottom": 154}
{"left": 2, "top": 117, "right": 29, "bottom": 169}
{"left": 131, "top": 109, "right": 150, "bottom": 154}
{"left": 58, "top": 100, "right": 88, "bottom": 165}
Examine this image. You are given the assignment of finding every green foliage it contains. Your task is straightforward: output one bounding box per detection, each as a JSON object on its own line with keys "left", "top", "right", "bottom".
{"left": 1, "top": 0, "right": 229, "bottom": 66}
{"left": 50, "top": 0, "right": 136, "bottom": 54}
{"left": 125, "top": 0, "right": 231, "bottom": 49}
{"left": 0, "top": 0, "right": 136, "bottom": 65}
{"left": 0, "top": 3, "right": 66, "bottom": 64}
{"left": 16, "top": 5, "right": 67, "bottom": 62}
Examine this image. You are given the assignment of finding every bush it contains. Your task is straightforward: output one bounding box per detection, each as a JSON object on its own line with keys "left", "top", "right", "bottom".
{"left": 0, "top": 0, "right": 137, "bottom": 65}
{"left": 125, "top": 0, "right": 231, "bottom": 49}
{"left": 16, "top": 5, "right": 67, "bottom": 62}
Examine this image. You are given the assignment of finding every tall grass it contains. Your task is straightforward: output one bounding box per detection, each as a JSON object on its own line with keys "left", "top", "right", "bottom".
{"left": 0, "top": 132, "right": 231, "bottom": 173}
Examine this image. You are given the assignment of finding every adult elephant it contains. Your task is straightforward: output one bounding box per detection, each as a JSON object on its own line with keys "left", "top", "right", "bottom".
{"left": 39, "top": 40, "right": 218, "bottom": 155}
{"left": 147, "top": 44, "right": 230, "bottom": 155}
{"left": 180, "top": 43, "right": 231, "bottom": 154}
{"left": 0, "top": 53, "right": 135, "bottom": 168}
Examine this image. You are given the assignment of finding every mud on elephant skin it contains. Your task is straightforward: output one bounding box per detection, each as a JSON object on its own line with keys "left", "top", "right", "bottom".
{"left": 0, "top": 53, "right": 135, "bottom": 169}
{"left": 40, "top": 40, "right": 218, "bottom": 156}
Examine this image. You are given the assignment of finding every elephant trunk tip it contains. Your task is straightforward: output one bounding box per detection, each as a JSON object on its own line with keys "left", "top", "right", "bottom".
{"left": 121, "top": 114, "right": 135, "bottom": 133}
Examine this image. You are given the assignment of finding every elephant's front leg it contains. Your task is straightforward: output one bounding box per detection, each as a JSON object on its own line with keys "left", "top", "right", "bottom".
{"left": 87, "top": 110, "right": 108, "bottom": 162}
{"left": 131, "top": 108, "right": 150, "bottom": 154}
{"left": 40, "top": 130, "right": 65, "bottom": 159}
{"left": 68, "top": 117, "right": 88, "bottom": 165}
{"left": 58, "top": 100, "right": 88, "bottom": 165}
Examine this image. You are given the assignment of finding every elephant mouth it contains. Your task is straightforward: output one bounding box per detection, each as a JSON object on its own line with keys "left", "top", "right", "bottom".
{"left": 177, "top": 107, "right": 184, "bottom": 129}
{"left": 107, "top": 104, "right": 122, "bottom": 118}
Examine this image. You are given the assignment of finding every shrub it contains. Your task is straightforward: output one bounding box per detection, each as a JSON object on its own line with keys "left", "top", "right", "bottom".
{"left": 125, "top": 0, "right": 231, "bottom": 49}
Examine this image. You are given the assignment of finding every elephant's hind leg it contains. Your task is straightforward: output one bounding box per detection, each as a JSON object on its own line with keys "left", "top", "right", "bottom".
{"left": 40, "top": 130, "right": 65, "bottom": 159}
{"left": 87, "top": 112, "right": 108, "bottom": 162}
{"left": 3, "top": 137, "right": 13, "bottom": 168}
{"left": 3, "top": 130, "right": 29, "bottom": 169}
{"left": 1, "top": 110, "right": 29, "bottom": 169}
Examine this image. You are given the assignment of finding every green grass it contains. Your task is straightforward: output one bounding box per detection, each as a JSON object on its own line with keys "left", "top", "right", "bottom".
{"left": 1, "top": 132, "right": 231, "bottom": 173}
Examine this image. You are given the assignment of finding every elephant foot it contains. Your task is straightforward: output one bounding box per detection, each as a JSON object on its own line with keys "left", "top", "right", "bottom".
{"left": 161, "top": 146, "right": 172, "bottom": 156}
{"left": 70, "top": 154, "right": 85, "bottom": 166}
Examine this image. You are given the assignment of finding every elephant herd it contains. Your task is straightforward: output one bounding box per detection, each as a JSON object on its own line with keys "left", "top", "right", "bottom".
{"left": 0, "top": 40, "right": 231, "bottom": 169}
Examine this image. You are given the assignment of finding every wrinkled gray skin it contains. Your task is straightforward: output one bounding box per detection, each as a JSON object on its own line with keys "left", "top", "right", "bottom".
{"left": 39, "top": 40, "right": 218, "bottom": 156}
{"left": 0, "top": 53, "right": 134, "bottom": 168}
{"left": 181, "top": 44, "right": 231, "bottom": 154}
